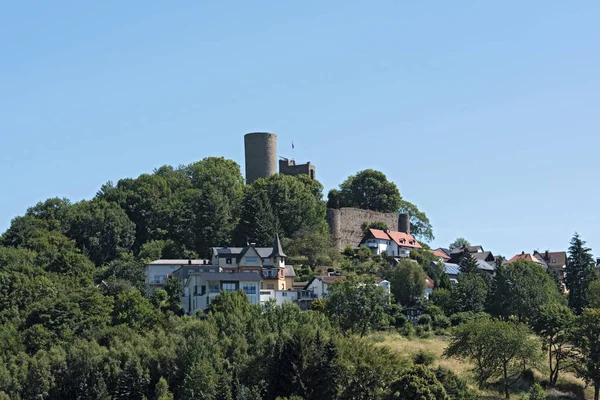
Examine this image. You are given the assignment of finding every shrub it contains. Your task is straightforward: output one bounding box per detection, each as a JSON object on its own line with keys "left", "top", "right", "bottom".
{"left": 433, "top": 315, "right": 451, "bottom": 329}
{"left": 402, "top": 320, "right": 416, "bottom": 337}
{"left": 418, "top": 314, "right": 432, "bottom": 326}
{"left": 527, "top": 382, "right": 546, "bottom": 400}
{"left": 450, "top": 311, "right": 475, "bottom": 326}
{"left": 425, "top": 305, "right": 444, "bottom": 318}
{"left": 435, "top": 366, "right": 475, "bottom": 400}
{"left": 413, "top": 350, "right": 436, "bottom": 366}
{"left": 415, "top": 325, "right": 431, "bottom": 338}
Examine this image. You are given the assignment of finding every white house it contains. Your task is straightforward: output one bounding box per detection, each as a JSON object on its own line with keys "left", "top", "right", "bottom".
{"left": 360, "top": 229, "right": 422, "bottom": 258}
{"left": 259, "top": 289, "right": 299, "bottom": 306}
{"left": 181, "top": 271, "right": 262, "bottom": 315}
{"left": 145, "top": 259, "right": 210, "bottom": 295}
{"left": 304, "top": 275, "right": 347, "bottom": 299}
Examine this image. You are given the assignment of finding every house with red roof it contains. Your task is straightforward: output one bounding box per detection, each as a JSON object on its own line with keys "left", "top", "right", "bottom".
{"left": 360, "top": 228, "right": 421, "bottom": 258}
{"left": 508, "top": 251, "right": 544, "bottom": 265}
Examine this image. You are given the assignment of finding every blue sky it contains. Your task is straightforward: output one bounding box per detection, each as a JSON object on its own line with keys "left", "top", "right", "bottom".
{"left": 1, "top": 1, "right": 599, "bottom": 257}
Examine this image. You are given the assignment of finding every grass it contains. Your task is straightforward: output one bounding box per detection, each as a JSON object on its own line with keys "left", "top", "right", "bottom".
{"left": 369, "top": 331, "right": 591, "bottom": 399}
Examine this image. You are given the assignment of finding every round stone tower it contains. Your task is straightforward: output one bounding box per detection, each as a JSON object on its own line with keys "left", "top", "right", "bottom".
{"left": 244, "top": 132, "right": 278, "bottom": 184}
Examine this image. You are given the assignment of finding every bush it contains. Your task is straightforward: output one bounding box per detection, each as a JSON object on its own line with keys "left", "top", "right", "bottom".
{"left": 418, "top": 314, "right": 432, "bottom": 326}
{"left": 433, "top": 315, "right": 451, "bottom": 330}
{"left": 450, "top": 311, "right": 475, "bottom": 326}
{"left": 413, "top": 350, "right": 436, "bottom": 366}
{"left": 527, "top": 382, "right": 546, "bottom": 400}
{"left": 425, "top": 305, "right": 444, "bottom": 318}
{"left": 402, "top": 320, "right": 416, "bottom": 337}
{"left": 435, "top": 366, "right": 475, "bottom": 400}
{"left": 415, "top": 325, "right": 431, "bottom": 338}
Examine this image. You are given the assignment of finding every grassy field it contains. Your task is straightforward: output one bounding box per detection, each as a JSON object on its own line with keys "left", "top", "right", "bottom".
{"left": 369, "top": 331, "right": 591, "bottom": 400}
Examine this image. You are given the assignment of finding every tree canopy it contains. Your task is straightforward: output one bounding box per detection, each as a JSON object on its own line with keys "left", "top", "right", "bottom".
{"left": 330, "top": 169, "right": 402, "bottom": 213}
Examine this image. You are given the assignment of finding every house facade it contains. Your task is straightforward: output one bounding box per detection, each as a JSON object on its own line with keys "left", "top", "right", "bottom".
{"left": 182, "top": 272, "right": 262, "bottom": 314}
{"left": 360, "top": 228, "right": 422, "bottom": 257}
{"left": 145, "top": 259, "right": 211, "bottom": 295}
{"left": 211, "top": 235, "right": 291, "bottom": 290}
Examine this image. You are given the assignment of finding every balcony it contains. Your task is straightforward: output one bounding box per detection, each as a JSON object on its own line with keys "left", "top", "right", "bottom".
{"left": 296, "top": 290, "right": 317, "bottom": 300}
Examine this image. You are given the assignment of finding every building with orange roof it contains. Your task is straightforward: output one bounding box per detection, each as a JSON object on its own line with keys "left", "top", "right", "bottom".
{"left": 360, "top": 228, "right": 421, "bottom": 258}
{"left": 508, "top": 251, "right": 544, "bottom": 264}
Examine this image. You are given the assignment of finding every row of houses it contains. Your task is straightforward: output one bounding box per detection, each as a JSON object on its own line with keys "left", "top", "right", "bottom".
{"left": 144, "top": 219, "right": 570, "bottom": 314}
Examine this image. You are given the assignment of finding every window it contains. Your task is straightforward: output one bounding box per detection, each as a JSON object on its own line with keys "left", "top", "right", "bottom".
{"left": 245, "top": 257, "right": 258, "bottom": 263}
{"left": 153, "top": 275, "right": 167, "bottom": 283}
{"left": 242, "top": 283, "right": 256, "bottom": 295}
{"left": 552, "top": 258, "right": 557, "bottom": 263}
{"left": 208, "top": 281, "right": 219, "bottom": 294}
{"left": 222, "top": 283, "right": 236, "bottom": 292}
{"left": 226, "top": 258, "right": 232, "bottom": 264}
{"left": 281, "top": 292, "right": 287, "bottom": 297}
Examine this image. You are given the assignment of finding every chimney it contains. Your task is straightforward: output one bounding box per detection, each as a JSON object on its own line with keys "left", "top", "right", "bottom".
{"left": 545, "top": 250, "right": 549, "bottom": 259}
{"left": 398, "top": 213, "right": 410, "bottom": 234}
{"left": 522, "top": 251, "right": 525, "bottom": 255}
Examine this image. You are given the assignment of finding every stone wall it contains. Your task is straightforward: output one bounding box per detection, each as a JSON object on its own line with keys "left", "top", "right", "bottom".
{"left": 326, "top": 207, "right": 400, "bottom": 250}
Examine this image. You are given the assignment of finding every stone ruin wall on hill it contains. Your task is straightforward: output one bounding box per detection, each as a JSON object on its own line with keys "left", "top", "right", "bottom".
{"left": 326, "top": 207, "right": 400, "bottom": 250}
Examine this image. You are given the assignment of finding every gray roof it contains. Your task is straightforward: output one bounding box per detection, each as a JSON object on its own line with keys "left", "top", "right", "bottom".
{"left": 191, "top": 272, "right": 262, "bottom": 282}
{"left": 444, "top": 263, "right": 460, "bottom": 275}
{"left": 269, "top": 234, "right": 287, "bottom": 258}
{"left": 451, "top": 245, "right": 484, "bottom": 254}
{"left": 149, "top": 259, "right": 210, "bottom": 265}
{"left": 284, "top": 265, "right": 296, "bottom": 277}
{"left": 472, "top": 251, "right": 494, "bottom": 261}
{"left": 213, "top": 247, "right": 273, "bottom": 259}
{"left": 475, "top": 259, "right": 495, "bottom": 271}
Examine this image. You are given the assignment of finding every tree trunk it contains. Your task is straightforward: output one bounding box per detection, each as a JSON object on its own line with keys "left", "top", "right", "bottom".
{"left": 548, "top": 347, "right": 553, "bottom": 386}
{"left": 595, "top": 381, "right": 600, "bottom": 400}
{"left": 504, "top": 364, "right": 510, "bottom": 399}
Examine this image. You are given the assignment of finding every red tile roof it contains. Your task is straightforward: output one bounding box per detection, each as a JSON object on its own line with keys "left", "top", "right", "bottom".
{"left": 387, "top": 231, "right": 422, "bottom": 249}
{"left": 369, "top": 228, "right": 391, "bottom": 240}
{"left": 508, "top": 253, "right": 543, "bottom": 264}
{"left": 430, "top": 249, "right": 451, "bottom": 260}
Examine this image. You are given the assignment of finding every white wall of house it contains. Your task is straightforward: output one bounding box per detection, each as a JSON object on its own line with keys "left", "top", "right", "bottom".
{"left": 305, "top": 279, "right": 328, "bottom": 299}
{"left": 182, "top": 274, "right": 260, "bottom": 315}
{"left": 362, "top": 238, "right": 390, "bottom": 255}
{"left": 145, "top": 264, "right": 180, "bottom": 285}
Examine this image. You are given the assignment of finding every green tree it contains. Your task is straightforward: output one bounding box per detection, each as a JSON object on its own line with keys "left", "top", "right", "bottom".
{"left": 572, "top": 308, "right": 600, "bottom": 400}
{"left": 62, "top": 199, "right": 136, "bottom": 265}
{"left": 154, "top": 377, "right": 174, "bottom": 400}
{"left": 566, "top": 233, "right": 597, "bottom": 313}
{"left": 239, "top": 174, "right": 327, "bottom": 243}
{"left": 451, "top": 273, "right": 488, "bottom": 313}
{"left": 457, "top": 250, "right": 479, "bottom": 275}
{"left": 326, "top": 277, "right": 388, "bottom": 337}
{"left": 389, "top": 259, "right": 426, "bottom": 307}
{"left": 236, "top": 187, "right": 279, "bottom": 246}
{"left": 588, "top": 278, "right": 600, "bottom": 308}
{"left": 112, "top": 290, "right": 157, "bottom": 329}
{"left": 445, "top": 317, "right": 541, "bottom": 399}
{"left": 488, "top": 260, "right": 563, "bottom": 322}
{"left": 285, "top": 229, "right": 340, "bottom": 268}
{"left": 334, "top": 169, "right": 402, "bottom": 213}
{"left": 449, "top": 238, "right": 470, "bottom": 251}
{"left": 163, "top": 277, "right": 184, "bottom": 315}
{"left": 430, "top": 289, "right": 454, "bottom": 316}
{"left": 532, "top": 303, "right": 575, "bottom": 386}
{"left": 398, "top": 200, "right": 434, "bottom": 242}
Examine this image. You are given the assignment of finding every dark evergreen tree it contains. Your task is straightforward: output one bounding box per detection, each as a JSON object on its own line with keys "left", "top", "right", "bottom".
{"left": 458, "top": 250, "right": 479, "bottom": 275}
{"left": 566, "top": 233, "right": 596, "bottom": 313}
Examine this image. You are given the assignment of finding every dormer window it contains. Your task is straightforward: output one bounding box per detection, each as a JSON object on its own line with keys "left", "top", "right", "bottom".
{"left": 552, "top": 258, "right": 556, "bottom": 263}
{"left": 226, "top": 258, "right": 232, "bottom": 264}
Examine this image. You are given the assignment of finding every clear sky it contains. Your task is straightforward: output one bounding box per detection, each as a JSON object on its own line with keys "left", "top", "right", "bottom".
{"left": 1, "top": 1, "right": 599, "bottom": 258}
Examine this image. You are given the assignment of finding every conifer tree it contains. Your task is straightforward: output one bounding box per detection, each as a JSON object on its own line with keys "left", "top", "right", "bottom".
{"left": 566, "top": 233, "right": 596, "bottom": 314}
{"left": 458, "top": 249, "right": 479, "bottom": 275}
